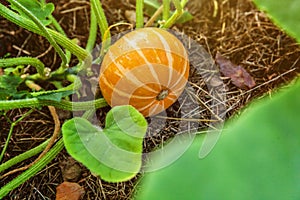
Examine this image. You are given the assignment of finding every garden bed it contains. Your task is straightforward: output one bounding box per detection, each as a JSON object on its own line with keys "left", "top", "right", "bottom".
{"left": 0, "top": 0, "right": 299, "bottom": 199}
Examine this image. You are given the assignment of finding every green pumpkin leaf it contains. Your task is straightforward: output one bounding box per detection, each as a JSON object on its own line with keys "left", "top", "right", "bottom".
{"left": 253, "top": 0, "right": 300, "bottom": 43}
{"left": 0, "top": 74, "right": 23, "bottom": 100}
{"left": 62, "top": 105, "right": 148, "bottom": 182}
{"left": 10, "top": 0, "right": 55, "bottom": 26}
{"left": 134, "top": 79, "right": 300, "bottom": 199}
{"left": 176, "top": 11, "right": 193, "bottom": 24}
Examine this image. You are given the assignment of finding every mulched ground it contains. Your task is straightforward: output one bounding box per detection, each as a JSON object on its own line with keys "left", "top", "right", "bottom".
{"left": 0, "top": 0, "right": 300, "bottom": 199}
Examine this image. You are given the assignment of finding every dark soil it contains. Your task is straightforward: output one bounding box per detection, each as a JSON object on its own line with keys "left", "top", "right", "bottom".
{"left": 0, "top": 0, "right": 300, "bottom": 199}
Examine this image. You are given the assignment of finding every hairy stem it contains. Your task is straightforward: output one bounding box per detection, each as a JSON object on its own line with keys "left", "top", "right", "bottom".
{"left": 0, "top": 3, "right": 90, "bottom": 63}
{"left": 0, "top": 139, "right": 49, "bottom": 173}
{"left": 1, "top": 106, "right": 61, "bottom": 178}
{"left": 86, "top": 8, "right": 98, "bottom": 53}
{"left": 161, "top": 0, "right": 188, "bottom": 28}
{"left": 0, "top": 57, "right": 45, "bottom": 76}
{"left": 136, "top": 0, "right": 144, "bottom": 28}
{"left": 0, "top": 98, "right": 108, "bottom": 111}
{"left": 90, "top": 0, "right": 111, "bottom": 58}
{"left": 0, "top": 138, "right": 64, "bottom": 199}
{"left": 90, "top": 0, "right": 110, "bottom": 42}
{"left": 49, "top": 15, "right": 72, "bottom": 64}
{"left": 8, "top": 0, "right": 67, "bottom": 68}
{"left": 0, "top": 109, "right": 34, "bottom": 162}
{"left": 163, "top": 0, "right": 171, "bottom": 21}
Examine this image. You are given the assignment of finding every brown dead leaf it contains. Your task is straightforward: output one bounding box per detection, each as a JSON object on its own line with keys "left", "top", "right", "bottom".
{"left": 216, "top": 52, "right": 256, "bottom": 89}
{"left": 56, "top": 181, "right": 85, "bottom": 200}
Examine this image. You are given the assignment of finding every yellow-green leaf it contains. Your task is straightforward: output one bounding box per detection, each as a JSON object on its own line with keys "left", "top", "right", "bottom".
{"left": 62, "top": 105, "right": 147, "bottom": 182}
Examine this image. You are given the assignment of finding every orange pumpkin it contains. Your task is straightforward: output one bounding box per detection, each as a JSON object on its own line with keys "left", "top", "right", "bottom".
{"left": 99, "top": 27, "right": 189, "bottom": 117}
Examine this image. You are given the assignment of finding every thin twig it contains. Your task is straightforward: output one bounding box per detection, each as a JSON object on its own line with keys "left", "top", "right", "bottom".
{"left": 35, "top": 106, "right": 60, "bottom": 161}
{"left": 145, "top": 5, "right": 163, "bottom": 27}
{"left": 1, "top": 81, "right": 61, "bottom": 178}
{"left": 1, "top": 106, "right": 60, "bottom": 178}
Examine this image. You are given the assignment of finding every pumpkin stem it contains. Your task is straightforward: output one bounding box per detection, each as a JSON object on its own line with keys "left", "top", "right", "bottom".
{"left": 156, "top": 89, "right": 169, "bottom": 101}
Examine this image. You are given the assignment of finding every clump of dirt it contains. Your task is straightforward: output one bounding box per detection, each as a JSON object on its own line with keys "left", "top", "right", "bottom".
{"left": 0, "top": 0, "right": 299, "bottom": 199}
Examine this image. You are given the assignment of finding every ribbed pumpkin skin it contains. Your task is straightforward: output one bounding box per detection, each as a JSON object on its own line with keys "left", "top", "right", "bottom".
{"left": 99, "top": 28, "right": 189, "bottom": 117}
